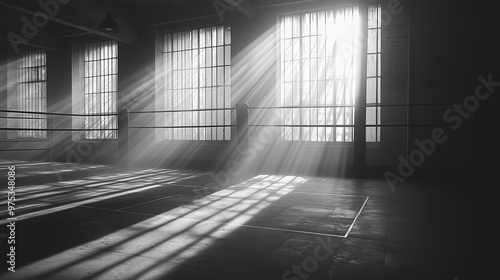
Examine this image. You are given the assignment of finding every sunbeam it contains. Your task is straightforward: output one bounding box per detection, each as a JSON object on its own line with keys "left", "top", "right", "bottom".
{"left": 7, "top": 174, "right": 309, "bottom": 280}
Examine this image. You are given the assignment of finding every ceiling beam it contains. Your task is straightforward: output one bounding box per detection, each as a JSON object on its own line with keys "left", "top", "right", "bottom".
{"left": 0, "top": 4, "right": 59, "bottom": 51}
{"left": 0, "top": 0, "right": 139, "bottom": 45}
{"left": 55, "top": 31, "right": 92, "bottom": 39}
{"left": 222, "top": 0, "right": 259, "bottom": 18}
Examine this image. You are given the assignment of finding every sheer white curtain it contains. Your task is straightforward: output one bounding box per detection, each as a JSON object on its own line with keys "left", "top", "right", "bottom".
{"left": 163, "top": 26, "right": 232, "bottom": 141}
{"left": 83, "top": 40, "right": 118, "bottom": 140}
{"left": 279, "top": 6, "right": 361, "bottom": 142}
{"left": 16, "top": 49, "right": 47, "bottom": 138}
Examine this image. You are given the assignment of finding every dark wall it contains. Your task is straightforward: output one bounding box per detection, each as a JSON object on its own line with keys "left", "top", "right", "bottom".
{"left": 404, "top": 0, "right": 499, "bottom": 179}
{"left": 46, "top": 40, "right": 74, "bottom": 162}
{"left": 457, "top": 0, "right": 500, "bottom": 180}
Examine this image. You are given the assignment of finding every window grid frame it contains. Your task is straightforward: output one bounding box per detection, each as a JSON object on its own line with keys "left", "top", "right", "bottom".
{"left": 366, "top": 3, "right": 382, "bottom": 143}
{"left": 163, "top": 25, "right": 232, "bottom": 141}
{"left": 279, "top": 8, "right": 360, "bottom": 143}
{"left": 83, "top": 40, "right": 118, "bottom": 140}
{"left": 16, "top": 49, "right": 47, "bottom": 139}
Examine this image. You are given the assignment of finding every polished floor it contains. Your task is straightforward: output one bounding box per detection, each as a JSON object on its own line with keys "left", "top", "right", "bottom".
{"left": 0, "top": 161, "right": 487, "bottom": 279}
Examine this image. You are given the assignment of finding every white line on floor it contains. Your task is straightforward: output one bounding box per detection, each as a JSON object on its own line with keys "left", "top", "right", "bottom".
{"left": 344, "top": 196, "right": 369, "bottom": 237}
{"left": 77, "top": 204, "right": 349, "bottom": 239}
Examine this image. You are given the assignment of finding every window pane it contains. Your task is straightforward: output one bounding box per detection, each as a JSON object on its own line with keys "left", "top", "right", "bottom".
{"left": 16, "top": 49, "right": 47, "bottom": 138}
{"left": 280, "top": 6, "right": 370, "bottom": 142}
{"left": 367, "top": 78, "right": 377, "bottom": 104}
{"left": 164, "top": 25, "right": 231, "bottom": 140}
{"left": 368, "top": 29, "right": 377, "bottom": 53}
{"left": 83, "top": 40, "right": 118, "bottom": 140}
{"left": 366, "top": 4, "right": 382, "bottom": 143}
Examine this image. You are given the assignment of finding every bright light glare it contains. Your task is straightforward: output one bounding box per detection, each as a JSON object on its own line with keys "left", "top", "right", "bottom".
{"left": 279, "top": 7, "right": 361, "bottom": 142}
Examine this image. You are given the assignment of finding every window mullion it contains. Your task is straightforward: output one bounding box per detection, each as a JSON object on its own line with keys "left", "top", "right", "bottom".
{"left": 163, "top": 25, "right": 230, "bottom": 142}
{"left": 83, "top": 40, "right": 118, "bottom": 140}
{"left": 16, "top": 49, "right": 47, "bottom": 139}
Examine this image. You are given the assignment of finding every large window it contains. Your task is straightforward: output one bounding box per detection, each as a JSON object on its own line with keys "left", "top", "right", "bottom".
{"left": 366, "top": 4, "right": 382, "bottom": 142}
{"left": 163, "top": 25, "right": 231, "bottom": 141}
{"left": 83, "top": 40, "right": 118, "bottom": 140}
{"left": 279, "top": 5, "right": 382, "bottom": 142}
{"left": 16, "top": 49, "right": 47, "bottom": 139}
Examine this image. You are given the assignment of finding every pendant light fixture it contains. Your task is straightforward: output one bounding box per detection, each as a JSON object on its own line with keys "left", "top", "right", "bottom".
{"left": 99, "top": 0, "right": 120, "bottom": 34}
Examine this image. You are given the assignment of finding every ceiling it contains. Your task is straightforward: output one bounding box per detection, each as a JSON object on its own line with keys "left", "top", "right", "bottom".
{"left": 0, "top": 0, "right": 347, "bottom": 50}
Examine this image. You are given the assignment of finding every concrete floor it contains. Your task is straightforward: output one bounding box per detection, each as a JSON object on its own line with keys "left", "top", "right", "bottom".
{"left": 0, "top": 161, "right": 489, "bottom": 279}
